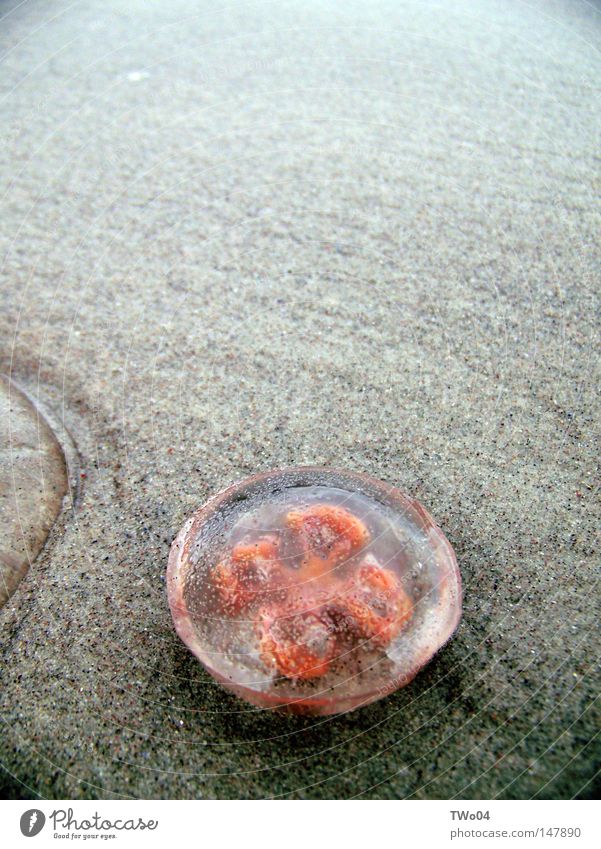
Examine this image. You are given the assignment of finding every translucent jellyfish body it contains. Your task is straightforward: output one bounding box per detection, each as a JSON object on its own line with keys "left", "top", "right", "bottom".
{"left": 167, "top": 467, "right": 461, "bottom": 715}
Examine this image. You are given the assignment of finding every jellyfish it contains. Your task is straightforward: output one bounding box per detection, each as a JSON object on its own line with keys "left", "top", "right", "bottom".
{"left": 167, "top": 467, "right": 461, "bottom": 715}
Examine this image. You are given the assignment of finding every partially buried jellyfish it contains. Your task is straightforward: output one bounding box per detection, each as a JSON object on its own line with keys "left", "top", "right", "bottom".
{"left": 167, "top": 467, "right": 461, "bottom": 715}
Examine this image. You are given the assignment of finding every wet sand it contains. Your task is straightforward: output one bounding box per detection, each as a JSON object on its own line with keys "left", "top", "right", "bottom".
{"left": 0, "top": 0, "right": 599, "bottom": 799}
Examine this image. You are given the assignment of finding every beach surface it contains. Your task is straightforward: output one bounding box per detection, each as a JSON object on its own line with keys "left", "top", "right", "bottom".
{"left": 0, "top": 0, "right": 599, "bottom": 799}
